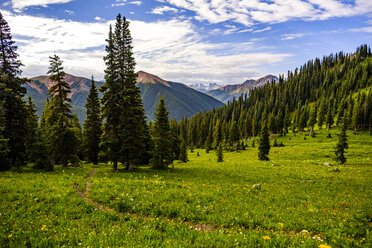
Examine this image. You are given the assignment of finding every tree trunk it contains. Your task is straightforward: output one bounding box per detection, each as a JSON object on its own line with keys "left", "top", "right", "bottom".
{"left": 113, "top": 161, "right": 118, "bottom": 171}
{"left": 310, "top": 126, "right": 313, "bottom": 136}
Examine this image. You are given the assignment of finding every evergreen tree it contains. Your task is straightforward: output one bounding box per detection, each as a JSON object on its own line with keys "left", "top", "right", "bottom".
{"left": 29, "top": 128, "right": 53, "bottom": 171}
{"left": 100, "top": 14, "right": 150, "bottom": 170}
{"left": 179, "top": 138, "right": 188, "bottom": 162}
{"left": 25, "top": 97, "right": 38, "bottom": 163}
{"left": 0, "top": 83, "right": 9, "bottom": 170}
{"left": 150, "top": 97, "right": 172, "bottom": 168}
{"left": 205, "top": 121, "right": 213, "bottom": 153}
{"left": 44, "top": 54, "right": 79, "bottom": 167}
{"left": 213, "top": 119, "right": 222, "bottom": 148}
{"left": 216, "top": 144, "right": 223, "bottom": 162}
{"left": 229, "top": 121, "right": 240, "bottom": 150}
{"left": 83, "top": 76, "right": 102, "bottom": 164}
{"left": 326, "top": 101, "right": 334, "bottom": 130}
{"left": 0, "top": 13, "right": 27, "bottom": 167}
{"left": 170, "top": 118, "right": 180, "bottom": 160}
{"left": 317, "top": 98, "right": 326, "bottom": 129}
{"left": 308, "top": 105, "right": 317, "bottom": 136}
{"left": 335, "top": 117, "right": 349, "bottom": 164}
{"left": 258, "top": 121, "right": 270, "bottom": 161}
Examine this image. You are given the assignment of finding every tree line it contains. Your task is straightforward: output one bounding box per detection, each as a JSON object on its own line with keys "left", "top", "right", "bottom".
{"left": 0, "top": 12, "right": 370, "bottom": 171}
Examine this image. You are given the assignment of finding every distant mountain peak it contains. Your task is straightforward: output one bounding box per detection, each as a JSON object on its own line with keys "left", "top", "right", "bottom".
{"left": 137, "top": 71, "right": 170, "bottom": 87}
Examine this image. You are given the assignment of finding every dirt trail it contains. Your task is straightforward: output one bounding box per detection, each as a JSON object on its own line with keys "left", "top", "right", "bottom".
{"left": 74, "top": 170, "right": 319, "bottom": 235}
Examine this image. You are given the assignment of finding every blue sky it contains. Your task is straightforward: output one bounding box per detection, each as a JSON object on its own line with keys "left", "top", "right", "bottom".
{"left": 1, "top": 0, "right": 371, "bottom": 84}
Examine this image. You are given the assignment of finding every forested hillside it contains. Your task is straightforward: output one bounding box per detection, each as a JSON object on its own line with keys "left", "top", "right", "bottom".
{"left": 179, "top": 45, "right": 372, "bottom": 149}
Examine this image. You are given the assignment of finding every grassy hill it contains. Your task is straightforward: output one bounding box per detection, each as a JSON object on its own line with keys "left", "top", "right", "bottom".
{"left": 1, "top": 128, "right": 370, "bottom": 247}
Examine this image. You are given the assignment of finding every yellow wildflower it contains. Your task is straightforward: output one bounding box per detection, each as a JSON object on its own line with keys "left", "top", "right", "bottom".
{"left": 196, "top": 205, "right": 200, "bottom": 208}
{"left": 342, "top": 219, "right": 347, "bottom": 222}
{"left": 244, "top": 213, "right": 248, "bottom": 216}
{"left": 278, "top": 223, "right": 284, "bottom": 228}
{"left": 319, "top": 245, "right": 332, "bottom": 248}
{"left": 8, "top": 234, "right": 12, "bottom": 238}
{"left": 263, "top": 236, "right": 271, "bottom": 240}
{"left": 41, "top": 225, "right": 47, "bottom": 231}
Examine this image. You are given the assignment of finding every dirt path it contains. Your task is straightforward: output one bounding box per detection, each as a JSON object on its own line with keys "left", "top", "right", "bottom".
{"left": 74, "top": 170, "right": 319, "bottom": 235}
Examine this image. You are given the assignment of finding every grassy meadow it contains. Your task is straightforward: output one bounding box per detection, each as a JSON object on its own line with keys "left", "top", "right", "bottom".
{"left": 1, "top": 128, "right": 371, "bottom": 247}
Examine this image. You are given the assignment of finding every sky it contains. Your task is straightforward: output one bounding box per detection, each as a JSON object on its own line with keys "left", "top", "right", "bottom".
{"left": 1, "top": 0, "right": 372, "bottom": 85}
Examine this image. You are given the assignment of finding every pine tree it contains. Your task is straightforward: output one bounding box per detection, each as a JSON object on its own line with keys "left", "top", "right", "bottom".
{"left": 308, "top": 105, "right": 317, "bottom": 137}
{"left": 335, "top": 117, "right": 349, "bottom": 164}
{"left": 170, "top": 118, "right": 180, "bottom": 160}
{"left": 44, "top": 54, "right": 79, "bottom": 167}
{"left": 216, "top": 144, "right": 223, "bottom": 162}
{"left": 100, "top": 14, "right": 150, "bottom": 170}
{"left": 326, "top": 99, "right": 334, "bottom": 130}
{"left": 0, "top": 82, "right": 9, "bottom": 170}
{"left": 229, "top": 121, "right": 239, "bottom": 150}
{"left": 317, "top": 98, "right": 326, "bottom": 129}
{"left": 258, "top": 121, "right": 270, "bottom": 161}
{"left": 83, "top": 76, "right": 102, "bottom": 164}
{"left": 29, "top": 128, "right": 53, "bottom": 171}
{"left": 0, "top": 13, "right": 27, "bottom": 167}
{"left": 213, "top": 119, "right": 222, "bottom": 148}
{"left": 179, "top": 138, "right": 188, "bottom": 162}
{"left": 151, "top": 97, "right": 172, "bottom": 168}
{"left": 25, "top": 97, "right": 38, "bottom": 163}
{"left": 205, "top": 121, "right": 213, "bottom": 153}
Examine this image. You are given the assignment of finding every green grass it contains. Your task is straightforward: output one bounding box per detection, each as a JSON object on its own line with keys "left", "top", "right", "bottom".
{"left": 1, "top": 129, "right": 371, "bottom": 247}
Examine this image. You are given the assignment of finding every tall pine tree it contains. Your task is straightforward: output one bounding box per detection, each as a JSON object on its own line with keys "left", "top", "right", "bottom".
{"left": 43, "top": 54, "right": 79, "bottom": 167}
{"left": 335, "top": 117, "right": 349, "bottom": 164}
{"left": 83, "top": 76, "right": 102, "bottom": 164}
{"left": 101, "top": 14, "right": 151, "bottom": 170}
{"left": 0, "top": 12, "right": 27, "bottom": 167}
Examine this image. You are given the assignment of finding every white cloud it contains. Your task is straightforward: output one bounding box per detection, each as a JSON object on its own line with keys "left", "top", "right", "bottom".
{"left": 253, "top": 26, "right": 271, "bottom": 33}
{"left": 151, "top": 6, "right": 179, "bottom": 15}
{"left": 94, "top": 16, "right": 104, "bottom": 21}
{"left": 64, "top": 9, "right": 74, "bottom": 16}
{"left": 350, "top": 26, "right": 372, "bottom": 33}
{"left": 281, "top": 33, "right": 305, "bottom": 40}
{"left": 160, "top": 0, "right": 372, "bottom": 27}
{"left": 112, "top": 0, "right": 142, "bottom": 7}
{"left": 11, "top": 0, "right": 73, "bottom": 9}
{"left": 1, "top": 10, "right": 290, "bottom": 84}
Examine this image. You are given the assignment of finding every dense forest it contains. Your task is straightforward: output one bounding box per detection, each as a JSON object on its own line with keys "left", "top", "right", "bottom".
{"left": 0, "top": 11, "right": 371, "bottom": 171}
{"left": 178, "top": 45, "right": 372, "bottom": 152}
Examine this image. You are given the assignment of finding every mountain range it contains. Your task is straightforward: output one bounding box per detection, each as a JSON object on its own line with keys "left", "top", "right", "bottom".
{"left": 206, "top": 75, "right": 278, "bottom": 103}
{"left": 25, "top": 71, "right": 224, "bottom": 124}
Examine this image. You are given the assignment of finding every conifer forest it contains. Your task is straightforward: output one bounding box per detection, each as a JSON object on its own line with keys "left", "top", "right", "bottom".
{"left": 0, "top": 10, "right": 371, "bottom": 248}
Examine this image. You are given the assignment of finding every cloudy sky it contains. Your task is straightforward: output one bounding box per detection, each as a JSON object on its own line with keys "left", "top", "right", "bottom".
{"left": 1, "top": 0, "right": 372, "bottom": 84}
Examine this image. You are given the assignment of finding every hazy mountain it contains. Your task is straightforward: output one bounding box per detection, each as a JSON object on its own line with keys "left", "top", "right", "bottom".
{"left": 188, "top": 82, "right": 223, "bottom": 93}
{"left": 25, "top": 71, "right": 224, "bottom": 124}
{"left": 207, "top": 75, "right": 278, "bottom": 103}
{"left": 136, "top": 71, "right": 224, "bottom": 121}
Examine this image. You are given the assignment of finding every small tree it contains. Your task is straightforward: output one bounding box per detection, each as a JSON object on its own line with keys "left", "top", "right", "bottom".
{"left": 150, "top": 97, "right": 172, "bottom": 168}
{"left": 216, "top": 144, "right": 223, "bottom": 162}
{"left": 258, "top": 121, "right": 270, "bottom": 161}
{"left": 229, "top": 121, "right": 240, "bottom": 150}
{"left": 179, "top": 138, "right": 188, "bottom": 162}
{"left": 83, "top": 76, "right": 102, "bottom": 164}
{"left": 335, "top": 118, "right": 348, "bottom": 164}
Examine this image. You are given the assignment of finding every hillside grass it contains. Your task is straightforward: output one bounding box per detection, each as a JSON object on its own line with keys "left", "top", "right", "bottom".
{"left": 1, "top": 129, "right": 371, "bottom": 247}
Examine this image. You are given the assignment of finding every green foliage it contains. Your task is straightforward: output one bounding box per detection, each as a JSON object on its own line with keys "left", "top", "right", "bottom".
{"left": 0, "top": 13, "right": 27, "bottom": 168}
{"left": 335, "top": 118, "right": 349, "bottom": 164}
{"left": 151, "top": 97, "right": 172, "bottom": 169}
{"left": 179, "top": 139, "right": 188, "bottom": 162}
{"left": 83, "top": 77, "right": 102, "bottom": 164}
{"left": 229, "top": 121, "right": 239, "bottom": 150}
{"left": 100, "top": 14, "right": 150, "bottom": 170}
{"left": 25, "top": 97, "right": 38, "bottom": 163}
{"left": 258, "top": 122, "right": 270, "bottom": 161}
{"left": 216, "top": 144, "right": 223, "bottom": 162}
{"left": 42, "top": 55, "right": 79, "bottom": 167}
{"left": 29, "top": 128, "right": 53, "bottom": 171}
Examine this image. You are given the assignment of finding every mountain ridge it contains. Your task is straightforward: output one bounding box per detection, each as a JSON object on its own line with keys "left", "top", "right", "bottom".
{"left": 25, "top": 71, "right": 224, "bottom": 124}
{"left": 207, "top": 74, "right": 278, "bottom": 103}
